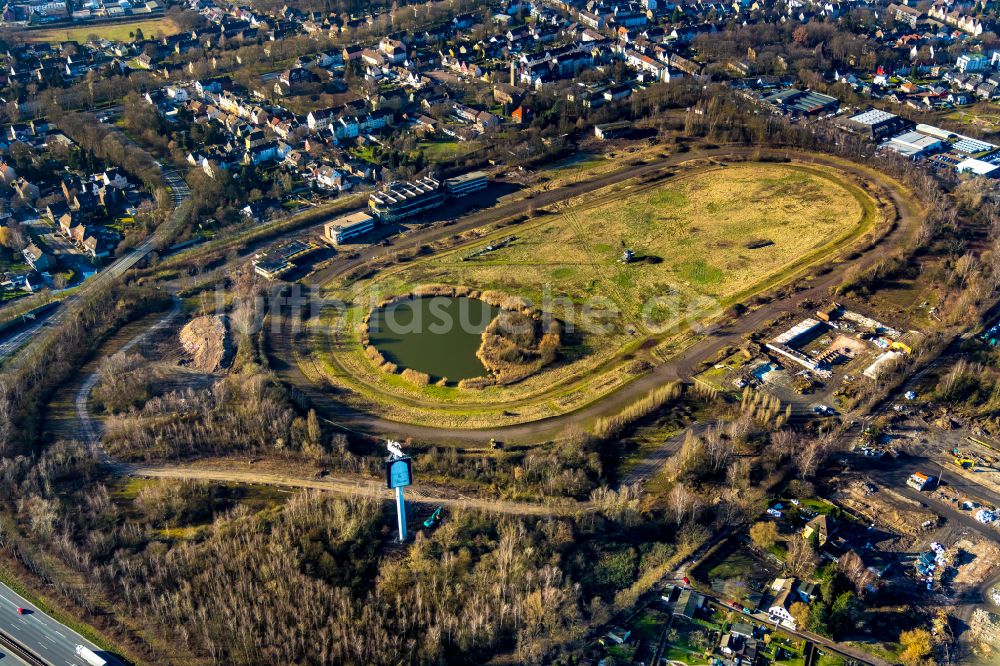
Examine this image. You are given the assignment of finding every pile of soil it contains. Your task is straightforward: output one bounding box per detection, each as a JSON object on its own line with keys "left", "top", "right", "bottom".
{"left": 180, "top": 315, "right": 232, "bottom": 373}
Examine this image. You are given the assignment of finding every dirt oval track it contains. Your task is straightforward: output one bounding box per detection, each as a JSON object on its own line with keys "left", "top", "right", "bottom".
{"left": 266, "top": 148, "right": 921, "bottom": 445}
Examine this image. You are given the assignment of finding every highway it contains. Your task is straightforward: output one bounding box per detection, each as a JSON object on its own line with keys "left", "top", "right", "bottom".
{"left": 0, "top": 643, "right": 31, "bottom": 666}
{"left": 0, "top": 167, "right": 190, "bottom": 666}
{"left": 0, "top": 169, "right": 190, "bottom": 367}
{"left": 0, "top": 582, "right": 117, "bottom": 666}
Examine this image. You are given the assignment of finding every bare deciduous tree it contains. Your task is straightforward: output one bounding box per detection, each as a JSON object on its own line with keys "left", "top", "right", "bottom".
{"left": 785, "top": 537, "right": 819, "bottom": 578}
{"left": 837, "top": 550, "right": 875, "bottom": 596}
{"left": 666, "top": 483, "right": 701, "bottom": 526}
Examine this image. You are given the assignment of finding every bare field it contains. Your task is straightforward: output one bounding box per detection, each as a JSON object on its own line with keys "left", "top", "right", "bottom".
{"left": 24, "top": 16, "right": 180, "bottom": 43}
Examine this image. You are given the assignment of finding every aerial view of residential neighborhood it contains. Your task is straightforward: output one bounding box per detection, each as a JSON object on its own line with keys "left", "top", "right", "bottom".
{"left": 6, "top": 0, "right": 1000, "bottom": 663}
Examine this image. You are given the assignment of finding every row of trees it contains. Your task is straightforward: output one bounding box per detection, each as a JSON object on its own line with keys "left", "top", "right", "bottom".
{"left": 416, "top": 426, "right": 604, "bottom": 500}
{"left": 0, "top": 280, "right": 170, "bottom": 455}
{"left": 53, "top": 110, "right": 166, "bottom": 195}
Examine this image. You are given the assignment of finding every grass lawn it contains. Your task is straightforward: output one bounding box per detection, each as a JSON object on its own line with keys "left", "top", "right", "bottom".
{"left": 765, "top": 636, "right": 807, "bottom": 665}
{"left": 798, "top": 497, "right": 839, "bottom": 515}
{"left": 313, "top": 161, "right": 879, "bottom": 427}
{"left": 705, "top": 549, "right": 758, "bottom": 581}
{"left": 631, "top": 610, "right": 666, "bottom": 640}
{"left": 663, "top": 641, "right": 710, "bottom": 665}
{"left": 108, "top": 215, "right": 140, "bottom": 235}
{"left": 358, "top": 162, "right": 867, "bottom": 331}
{"left": 160, "top": 525, "right": 206, "bottom": 540}
{"left": 694, "top": 350, "right": 751, "bottom": 392}
{"left": 607, "top": 644, "right": 637, "bottom": 661}
{"left": 550, "top": 152, "right": 608, "bottom": 171}
{"left": 845, "top": 640, "right": 902, "bottom": 664}
{"left": 351, "top": 146, "right": 380, "bottom": 164}
{"left": 417, "top": 139, "right": 481, "bottom": 162}
{"left": 24, "top": 16, "right": 181, "bottom": 43}
{"left": 0, "top": 246, "right": 30, "bottom": 274}
{"left": 616, "top": 424, "right": 684, "bottom": 480}
{"left": 109, "top": 475, "right": 152, "bottom": 502}
{"left": 232, "top": 483, "right": 296, "bottom": 512}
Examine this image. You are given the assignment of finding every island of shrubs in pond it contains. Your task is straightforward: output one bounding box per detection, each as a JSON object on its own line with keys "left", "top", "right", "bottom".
{"left": 360, "top": 284, "right": 562, "bottom": 389}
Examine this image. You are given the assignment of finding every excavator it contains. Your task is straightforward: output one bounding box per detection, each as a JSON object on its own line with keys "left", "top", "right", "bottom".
{"left": 951, "top": 448, "right": 997, "bottom": 471}
{"left": 423, "top": 507, "right": 443, "bottom": 529}
{"left": 955, "top": 453, "right": 976, "bottom": 470}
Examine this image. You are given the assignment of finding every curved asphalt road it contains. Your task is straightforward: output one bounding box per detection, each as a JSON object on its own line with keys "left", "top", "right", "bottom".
{"left": 268, "top": 148, "right": 924, "bottom": 444}
{"left": 0, "top": 170, "right": 190, "bottom": 367}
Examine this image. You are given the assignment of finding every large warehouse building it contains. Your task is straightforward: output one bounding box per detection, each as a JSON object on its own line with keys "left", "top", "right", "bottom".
{"left": 841, "top": 108, "right": 915, "bottom": 142}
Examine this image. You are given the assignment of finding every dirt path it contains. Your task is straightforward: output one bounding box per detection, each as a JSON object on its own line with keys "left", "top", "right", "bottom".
{"left": 268, "top": 148, "right": 924, "bottom": 444}
{"left": 620, "top": 422, "right": 713, "bottom": 486}
{"left": 119, "top": 462, "right": 592, "bottom": 516}
{"left": 43, "top": 299, "right": 183, "bottom": 442}
{"left": 64, "top": 300, "right": 593, "bottom": 519}
{"left": 76, "top": 295, "right": 183, "bottom": 452}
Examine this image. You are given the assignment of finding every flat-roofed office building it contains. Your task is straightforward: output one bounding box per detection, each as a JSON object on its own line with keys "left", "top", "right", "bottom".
{"left": 444, "top": 171, "right": 488, "bottom": 198}
{"left": 323, "top": 211, "right": 376, "bottom": 245}
{"left": 369, "top": 176, "right": 444, "bottom": 222}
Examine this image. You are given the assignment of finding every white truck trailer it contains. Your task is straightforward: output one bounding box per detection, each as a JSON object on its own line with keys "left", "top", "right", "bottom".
{"left": 75, "top": 644, "right": 107, "bottom": 666}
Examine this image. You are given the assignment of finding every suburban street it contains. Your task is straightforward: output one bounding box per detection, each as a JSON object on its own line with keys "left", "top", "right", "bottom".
{"left": 0, "top": 169, "right": 189, "bottom": 366}
{"left": 0, "top": 168, "right": 190, "bottom": 666}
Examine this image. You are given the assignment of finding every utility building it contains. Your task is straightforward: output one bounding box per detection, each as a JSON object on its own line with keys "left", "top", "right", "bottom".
{"left": 252, "top": 239, "right": 321, "bottom": 280}
{"left": 842, "top": 109, "right": 915, "bottom": 142}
